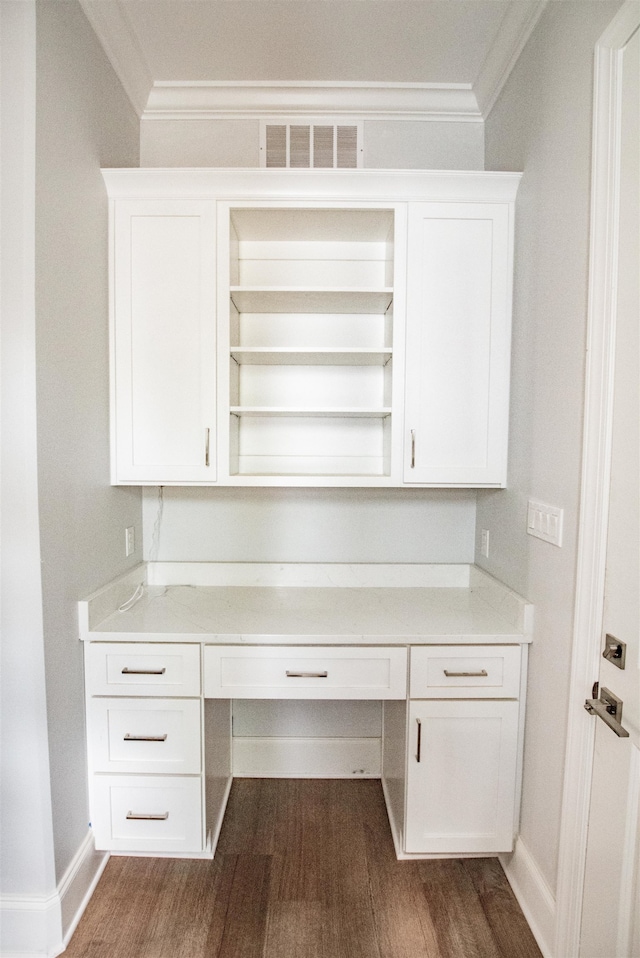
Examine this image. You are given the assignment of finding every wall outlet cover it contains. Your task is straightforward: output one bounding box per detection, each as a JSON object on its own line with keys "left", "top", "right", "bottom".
{"left": 481, "top": 529, "right": 490, "bottom": 558}
{"left": 125, "top": 526, "right": 135, "bottom": 557}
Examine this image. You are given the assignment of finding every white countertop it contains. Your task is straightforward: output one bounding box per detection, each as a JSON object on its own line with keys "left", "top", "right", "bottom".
{"left": 79, "top": 564, "right": 533, "bottom": 645}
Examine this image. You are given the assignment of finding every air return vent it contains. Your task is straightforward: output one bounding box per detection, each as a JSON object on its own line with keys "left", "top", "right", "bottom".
{"left": 260, "top": 120, "right": 363, "bottom": 169}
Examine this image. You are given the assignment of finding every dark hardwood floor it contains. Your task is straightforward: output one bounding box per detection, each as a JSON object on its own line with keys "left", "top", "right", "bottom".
{"left": 65, "top": 780, "right": 542, "bottom": 958}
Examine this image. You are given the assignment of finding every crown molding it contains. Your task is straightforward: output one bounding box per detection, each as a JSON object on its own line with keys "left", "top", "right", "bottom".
{"left": 142, "top": 81, "right": 481, "bottom": 123}
{"left": 80, "top": 1, "right": 546, "bottom": 123}
{"left": 474, "top": 1, "right": 548, "bottom": 118}
{"left": 78, "top": 0, "right": 153, "bottom": 116}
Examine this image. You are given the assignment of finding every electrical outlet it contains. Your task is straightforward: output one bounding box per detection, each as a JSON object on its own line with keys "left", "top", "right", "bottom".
{"left": 527, "top": 500, "right": 563, "bottom": 547}
{"left": 125, "top": 526, "right": 135, "bottom": 557}
{"left": 481, "top": 529, "right": 490, "bottom": 558}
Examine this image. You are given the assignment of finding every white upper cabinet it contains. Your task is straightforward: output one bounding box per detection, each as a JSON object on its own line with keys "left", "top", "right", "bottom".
{"left": 403, "top": 203, "right": 514, "bottom": 486}
{"left": 103, "top": 170, "right": 519, "bottom": 487}
{"left": 111, "top": 199, "right": 217, "bottom": 483}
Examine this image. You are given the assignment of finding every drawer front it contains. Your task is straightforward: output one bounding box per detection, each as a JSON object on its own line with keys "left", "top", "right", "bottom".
{"left": 88, "top": 698, "right": 201, "bottom": 774}
{"left": 85, "top": 643, "right": 200, "bottom": 696}
{"left": 204, "top": 646, "right": 407, "bottom": 699}
{"left": 91, "top": 775, "right": 203, "bottom": 853}
{"left": 410, "top": 645, "right": 521, "bottom": 698}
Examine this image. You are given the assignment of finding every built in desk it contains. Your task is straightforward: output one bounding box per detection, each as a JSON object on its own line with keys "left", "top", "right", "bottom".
{"left": 80, "top": 563, "right": 533, "bottom": 860}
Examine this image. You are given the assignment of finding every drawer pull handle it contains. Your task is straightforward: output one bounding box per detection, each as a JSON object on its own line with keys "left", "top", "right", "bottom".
{"left": 121, "top": 667, "right": 166, "bottom": 676}
{"left": 126, "top": 811, "right": 169, "bottom": 821}
{"left": 416, "top": 718, "right": 422, "bottom": 763}
{"left": 124, "top": 734, "right": 168, "bottom": 742}
{"left": 443, "top": 669, "right": 489, "bottom": 678}
{"left": 286, "top": 670, "right": 329, "bottom": 679}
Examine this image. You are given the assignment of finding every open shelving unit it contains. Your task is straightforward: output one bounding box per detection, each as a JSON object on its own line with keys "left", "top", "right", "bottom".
{"left": 225, "top": 207, "right": 397, "bottom": 478}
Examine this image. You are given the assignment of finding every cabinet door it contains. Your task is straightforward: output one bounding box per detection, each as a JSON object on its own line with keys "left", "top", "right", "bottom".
{"left": 405, "top": 699, "right": 519, "bottom": 854}
{"left": 403, "top": 203, "right": 513, "bottom": 486}
{"left": 112, "top": 200, "right": 216, "bottom": 483}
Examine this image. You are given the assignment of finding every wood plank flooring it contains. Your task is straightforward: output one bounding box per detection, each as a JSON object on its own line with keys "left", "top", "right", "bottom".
{"left": 65, "top": 780, "right": 542, "bottom": 958}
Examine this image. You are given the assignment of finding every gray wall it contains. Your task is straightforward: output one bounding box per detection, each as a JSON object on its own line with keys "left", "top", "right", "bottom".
{"left": 35, "top": 0, "right": 141, "bottom": 881}
{"left": 142, "top": 487, "right": 476, "bottom": 564}
{"left": 475, "top": 0, "right": 623, "bottom": 897}
{"left": 140, "top": 117, "right": 485, "bottom": 170}
{"left": 1, "top": 1, "right": 56, "bottom": 908}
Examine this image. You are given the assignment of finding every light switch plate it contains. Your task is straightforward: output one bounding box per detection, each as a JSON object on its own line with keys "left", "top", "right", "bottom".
{"left": 527, "top": 499, "right": 563, "bottom": 547}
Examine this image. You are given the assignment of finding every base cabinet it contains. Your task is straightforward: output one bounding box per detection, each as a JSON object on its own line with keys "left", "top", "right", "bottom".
{"left": 85, "top": 638, "right": 526, "bottom": 859}
{"left": 85, "top": 643, "right": 207, "bottom": 855}
{"left": 404, "top": 699, "right": 519, "bottom": 854}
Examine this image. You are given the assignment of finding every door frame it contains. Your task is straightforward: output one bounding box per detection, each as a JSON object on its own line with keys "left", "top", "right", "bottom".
{"left": 554, "top": 4, "right": 640, "bottom": 956}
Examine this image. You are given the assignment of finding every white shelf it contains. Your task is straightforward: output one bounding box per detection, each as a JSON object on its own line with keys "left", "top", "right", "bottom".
{"left": 227, "top": 205, "right": 396, "bottom": 481}
{"left": 230, "top": 288, "right": 393, "bottom": 315}
{"left": 230, "top": 347, "right": 392, "bottom": 366}
{"left": 230, "top": 407, "right": 392, "bottom": 418}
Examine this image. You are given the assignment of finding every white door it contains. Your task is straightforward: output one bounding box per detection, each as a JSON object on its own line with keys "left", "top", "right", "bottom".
{"left": 404, "top": 699, "right": 519, "bottom": 854}
{"left": 112, "top": 200, "right": 217, "bottom": 484}
{"left": 580, "top": 18, "right": 640, "bottom": 958}
{"left": 403, "top": 202, "right": 513, "bottom": 486}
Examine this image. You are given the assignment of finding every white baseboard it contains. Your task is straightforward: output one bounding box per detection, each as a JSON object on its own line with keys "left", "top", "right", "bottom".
{"left": 0, "top": 829, "right": 108, "bottom": 958}
{"left": 500, "top": 836, "right": 556, "bottom": 958}
{"left": 232, "top": 736, "right": 381, "bottom": 778}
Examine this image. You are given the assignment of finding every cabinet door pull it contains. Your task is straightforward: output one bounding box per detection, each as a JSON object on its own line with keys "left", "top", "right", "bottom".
{"left": 121, "top": 667, "right": 166, "bottom": 676}
{"left": 416, "top": 717, "right": 422, "bottom": 763}
{"left": 123, "top": 733, "right": 168, "bottom": 742}
{"left": 411, "top": 429, "right": 416, "bottom": 469}
{"left": 126, "top": 811, "right": 169, "bottom": 821}
{"left": 443, "top": 669, "right": 488, "bottom": 678}
{"left": 205, "top": 427, "right": 210, "bottom": 467}
{"left": 285, "top": 670, "right": 329, "bottom": 679}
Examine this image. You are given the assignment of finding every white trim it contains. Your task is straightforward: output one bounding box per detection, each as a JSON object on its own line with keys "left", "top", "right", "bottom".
{"left": 78, "top": 3, "right": 546, "bottom": 123}
{"left": 100, "top": 167, "right": 522, "bottom": 204}
{"left": 500, "top": 838, "right": 556, "bottom": 958}
{"left": 475, "top": 2, "right": 548, "bottom": 118}
{"left": 0, "top": 831, "right": 109, "bottom": 958}
{"left": 554, "top": 5, "right": 640, "bottom": 958}
{"left": 58, "top": 831, "right": 110, "bottom": 949}
{"left": 143, "top": 80, "right": 480, "bottom": 123}
{"left": 78, "top": 0, "right": 152, "bottom": 116}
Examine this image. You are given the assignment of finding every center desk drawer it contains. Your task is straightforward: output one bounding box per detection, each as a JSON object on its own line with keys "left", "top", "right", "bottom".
{"left": 204, "top": 646, "right": 407, "bottom": 699}
{"left": 85, "top": 643, "right": 200, "bottom": 697}
{"left": 410, "top": 645, "right": 521, "bottom": 699}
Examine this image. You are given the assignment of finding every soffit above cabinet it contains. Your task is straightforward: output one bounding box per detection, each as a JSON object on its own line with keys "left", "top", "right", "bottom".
{"left": 79, "top": 1, "right": 547, "bottom": 120}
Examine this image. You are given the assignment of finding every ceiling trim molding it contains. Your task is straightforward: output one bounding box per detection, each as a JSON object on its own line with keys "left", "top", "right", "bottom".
{"left": 474, "top": 1, "right": 548, "bottom": 118}
{"left": 78, "top": 0, "right": 153, "bottom": 116}
{"left": 142, "top": 81, "right": 481, "bottom": 123}
{"left": 79, "top": 1, "right": 546, "bottom": 124}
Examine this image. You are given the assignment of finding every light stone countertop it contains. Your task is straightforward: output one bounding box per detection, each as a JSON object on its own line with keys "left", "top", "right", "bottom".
{"left": 79, "top": 565, "right": 533, "bottom": 645}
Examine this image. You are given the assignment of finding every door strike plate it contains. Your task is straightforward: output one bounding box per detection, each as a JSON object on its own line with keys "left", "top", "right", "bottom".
{"left": 603, "top": 634, "right": 626, "bottom": 669}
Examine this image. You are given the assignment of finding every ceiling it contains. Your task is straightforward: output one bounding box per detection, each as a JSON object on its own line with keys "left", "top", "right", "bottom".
{"left": 79, "top": 0, "right": 547, "bottom": 119}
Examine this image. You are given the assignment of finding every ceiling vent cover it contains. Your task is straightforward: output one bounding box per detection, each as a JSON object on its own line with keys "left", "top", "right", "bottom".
{"left": 260, "top": 120, "right": 363, "bottom": 169}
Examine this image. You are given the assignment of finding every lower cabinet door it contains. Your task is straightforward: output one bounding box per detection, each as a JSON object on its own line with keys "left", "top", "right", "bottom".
{"left": 405, "top": 699, "right": 519, "bottom": 854}
{"left": 91, "top": 775, "right": 203, "bottom": 853}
